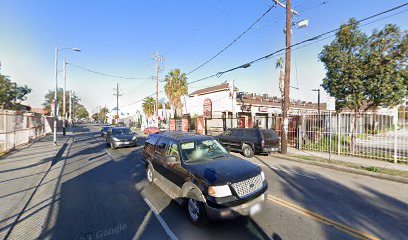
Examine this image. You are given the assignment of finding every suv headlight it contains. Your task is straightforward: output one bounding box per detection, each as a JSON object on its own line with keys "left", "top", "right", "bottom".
{"left": 260, "top": 171, "right": 265, "bottom": 182}
{"left": 132, "top": 135, "right": 137, "bottom": 140}
{"left": 208, "top": 185, "right": 232, "bottom": 197}
{"left": 112, "top": 137, "right": 119, "bottom": 141}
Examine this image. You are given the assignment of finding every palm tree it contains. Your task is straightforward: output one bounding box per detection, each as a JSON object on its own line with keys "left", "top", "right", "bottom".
{"left": 164, "top": 69, "right": 188, "bottom": 118}
{"left": 275, "top": 57, "right": 284, "bottom": 97}
{"left": 142, "top": 97, "right": 155, "bottom": 117}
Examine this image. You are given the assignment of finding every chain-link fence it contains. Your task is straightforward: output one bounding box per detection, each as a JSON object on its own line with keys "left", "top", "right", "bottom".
{"left": 0, "top": 110, "right": 53, "bottom": 153}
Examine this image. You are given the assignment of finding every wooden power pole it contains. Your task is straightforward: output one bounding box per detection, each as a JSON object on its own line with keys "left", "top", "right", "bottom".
{"left": 274, "top": 0, "right": 298, "bottom": 154}
{"left": 151, "top": 51, "right": 164, "bottom": 117}
{"left": 113, "top": 83, "right": 122, "bottom": 121}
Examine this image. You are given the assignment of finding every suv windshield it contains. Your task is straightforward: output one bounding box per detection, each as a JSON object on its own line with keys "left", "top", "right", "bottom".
{"left": 112, "top": 128, "right": 132, "bottom": 135}
{"left": 180, "top": 139, "right": 228, "bottom": 163}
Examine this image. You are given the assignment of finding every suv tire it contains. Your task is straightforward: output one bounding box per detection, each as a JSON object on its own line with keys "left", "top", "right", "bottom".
{"left": 242, "top": 144, "right": 254, "bottom": 158}
{"left": 186, "top": 192, "right": 207, "bottom": 225}
{"left": 146, "top": 165, "right": 154, "bottom": 184}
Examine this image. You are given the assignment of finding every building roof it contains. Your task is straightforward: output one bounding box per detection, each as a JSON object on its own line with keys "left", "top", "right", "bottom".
{"left": 189, "top": 83, "right": 238, "bottom": 96}
{"left": 237, "top": 98, "right": 326, "bottom": 111}
{"left": 31, "top": 108, "right": 49, "bottom": 115}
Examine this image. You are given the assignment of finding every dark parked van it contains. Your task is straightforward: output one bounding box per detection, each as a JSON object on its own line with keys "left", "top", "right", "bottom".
{"left": 142, "top": 132, "right": 267, "bottom": 225}
{"left": 218, "top": 128, "right": 280, "bottom": 158}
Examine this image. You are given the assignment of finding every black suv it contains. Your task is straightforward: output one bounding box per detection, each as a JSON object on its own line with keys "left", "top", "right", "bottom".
{"left": 218, "top": 128, "right": 280, "bottom": 158}
{"left": 142, "top": 132, "right": 267, "bottom": 225}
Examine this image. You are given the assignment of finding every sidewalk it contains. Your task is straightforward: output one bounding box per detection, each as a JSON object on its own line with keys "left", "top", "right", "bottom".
{"left": 0, "top": 133, "right": 71, "bottom": 239}
{"left": 287, "top": 147, "right": 408, "bottom": 172}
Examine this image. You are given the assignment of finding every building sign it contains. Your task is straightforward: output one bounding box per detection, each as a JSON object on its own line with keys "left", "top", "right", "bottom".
{"left": 241, "top": 105, "right": 251, "bottom": 112}
{"left": 258, "top": 107, "right": 268, "bottom": 112}
{"left": 203, "top": 98, "right": 212, "bottom": 119}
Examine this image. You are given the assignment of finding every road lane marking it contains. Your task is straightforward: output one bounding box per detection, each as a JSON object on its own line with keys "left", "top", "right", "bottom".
{"left": 143, "top": 197, "right": 179, "bottom": 240}
{"left": 252, "top": 162, "right": 317, "bottom": 180}
{"left": 267, "top": 195, "right": 380, "bottom": 240}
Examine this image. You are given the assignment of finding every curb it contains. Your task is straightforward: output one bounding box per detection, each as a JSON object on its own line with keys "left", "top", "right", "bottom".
{"left": 275, "top": 155, "right": 408, "bottom": 185}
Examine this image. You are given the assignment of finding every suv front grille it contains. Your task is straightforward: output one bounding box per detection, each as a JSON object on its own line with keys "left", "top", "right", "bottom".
{"left": 231, "top": 174, "right": 263, "bottom": 197}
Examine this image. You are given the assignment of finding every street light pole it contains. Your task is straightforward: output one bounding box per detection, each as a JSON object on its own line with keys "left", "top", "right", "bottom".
{"left": 53, "top": 47, "right": 59, "bottom": 145}
{"left": 312, "top": 89, "right": 321, "bottom": 115}
{"left": 52, "top": 47, "right": 80, "bottom": 145}
{"left": 63, "top": 59, "right": 67, "bottom": 136}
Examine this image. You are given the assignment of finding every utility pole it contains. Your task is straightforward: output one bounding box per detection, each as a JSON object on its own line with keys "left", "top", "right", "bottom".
{"left": 62, "top": 59, "right": 67, "bottom": 136}
{"left": 274, "top": 0, "right": 298, "bottom": 154}
{"left": 113, "top": 83, "right": 122, "bottom": 122}
{"left": 151, "top": 51, "right": 164, "bottom": 117}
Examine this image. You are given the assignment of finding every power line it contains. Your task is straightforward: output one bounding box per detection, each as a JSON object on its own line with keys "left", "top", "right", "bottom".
{"left": 187, "top": 2, "right": 408, "bottom": 84}
{"left": 186, "top": 5, "right": 275, "bottom": 75}
{"left": 122, "top": 3, "right": 408, "bottom": 109}
{"left": 67, "top": 62, "right": 154, "bottom": 80}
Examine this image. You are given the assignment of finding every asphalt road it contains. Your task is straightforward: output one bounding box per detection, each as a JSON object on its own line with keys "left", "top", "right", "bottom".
{"left": 4, "top": 124, "right": 408, "bottom": 240}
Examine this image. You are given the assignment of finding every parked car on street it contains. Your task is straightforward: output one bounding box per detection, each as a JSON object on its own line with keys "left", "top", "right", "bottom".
{"left": 100, "top": 125, "right": 111, "bottom": 138}
{"left": 217, "top": 128, "right": 280, "bottom": 158}
{"left": 142, "top": 132, "right": 267, "bottom": 225}
{"left": 106, "top": 127, "right": 137, "bottom": 149}
{"left": 143, "top": 127, "right": 160, "bottom": 135}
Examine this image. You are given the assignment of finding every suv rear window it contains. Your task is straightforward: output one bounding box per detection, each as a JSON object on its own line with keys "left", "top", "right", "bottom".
{"left": 261, "top": 129, "right": 278, "bottom": 139}
{"left": 243, "top": 129, "right": 259, "bottom": 138}
{"left": 156, "top": 137, "right": 170, "bottom": 155}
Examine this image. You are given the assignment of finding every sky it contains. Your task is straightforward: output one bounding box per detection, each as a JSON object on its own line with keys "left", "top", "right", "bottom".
{"left": 0, "top": 0, "right": 407, "bottom": 114}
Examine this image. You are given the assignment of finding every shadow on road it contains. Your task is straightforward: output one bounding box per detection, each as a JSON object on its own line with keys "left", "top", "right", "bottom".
{"left": 35, "top": 129, "right": 273, "bottom": 240}
{"left": 254, "top": 156, "right": 408, "bottom": 240}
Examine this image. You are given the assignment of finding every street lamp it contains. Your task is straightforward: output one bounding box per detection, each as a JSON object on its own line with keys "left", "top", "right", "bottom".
{"left": 312, "top": 89, "right": 321, "bottom": 116}
{"left": 53, "top": 47, "right": 81, "bottom": 145}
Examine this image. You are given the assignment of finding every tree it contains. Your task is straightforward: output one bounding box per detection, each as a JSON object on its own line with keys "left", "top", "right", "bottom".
{"left": 142, "top": 97, "right": 155, "bottom": 117}
{"left": 275, "top": 57, "right": 284, "bottom": 98}
{"left": 164, "top": 69, "right": 188, "bottom": 117}
{"left": 319, "top": 18, "right": 368, "bottom": 152}
{"left": 75, "top": 104, "right": 89, "bottom": 119}
{"left": 42, "top": 88, "right": 80, "bottom": 116}
{"left": 98, "top": 107, "right": 110, "bottom": 123}
{"left": 0, "top": 73, "right": 31, "bottom": 109}
{"left": 364, "top": 24, "right": 408, "bottom": 110}
{"left": 91, "top": 113, "right": 99, "bottom": 121}
{"left": 319, "top": 18, "right": 367, "bottom": 112}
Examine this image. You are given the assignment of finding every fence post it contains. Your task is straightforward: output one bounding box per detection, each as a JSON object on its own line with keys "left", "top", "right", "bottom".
{"left": 297, "top": 124, "right": 302, "bottom": 150}
{"left": 205, "top": 117, "right": 207, "bottom": 135}
{"left": 329, "top": 110, "right": 332, "bottom": 161}
{"left": 337, "top": 113, "right": 341, "bottom": 155}
{"left": 394, "top": 125, "right": 398, "bottom": 163}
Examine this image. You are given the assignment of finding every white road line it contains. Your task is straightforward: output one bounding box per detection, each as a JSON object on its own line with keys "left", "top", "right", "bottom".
{"left": 252, "top": 162, "right": 317, "bottom": 180}
{"left": 143, "top": 198, "right": 179, "bottom": 240}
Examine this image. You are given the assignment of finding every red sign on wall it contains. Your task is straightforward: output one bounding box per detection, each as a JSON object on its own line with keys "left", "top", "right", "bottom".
{"left": 203, "top": 98, "right": 212, "bottom": 119}
{"left": 182, "top": 118, "right": 189, "bottom": 132}
{"left": 169, "top": 119, "right": 176, "bottom": 131}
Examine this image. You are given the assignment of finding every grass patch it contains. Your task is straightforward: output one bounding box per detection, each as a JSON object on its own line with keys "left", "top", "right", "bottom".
{"left": 291, "top": 154, "right": 408, "bottom": 178}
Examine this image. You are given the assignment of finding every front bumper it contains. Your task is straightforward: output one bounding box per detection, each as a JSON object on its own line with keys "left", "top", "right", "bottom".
{"left": 204, "top": 193, "right": 266, "bottom": 220}
{"left": 112, "top": 140, "right": 137, "bottom": 148}
{"left": 256, "top": 146, "right": 280, "bottom": 153}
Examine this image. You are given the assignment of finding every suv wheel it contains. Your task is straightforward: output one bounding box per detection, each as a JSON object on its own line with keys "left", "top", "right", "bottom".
{"left": 242, "top": 144, "right": 254, "bottom": 158}
{"left": 186, "top": 192, "right": 207, "bottom": 225}
{"left": 146, "top": 165, "right": 154, "bottom": 183}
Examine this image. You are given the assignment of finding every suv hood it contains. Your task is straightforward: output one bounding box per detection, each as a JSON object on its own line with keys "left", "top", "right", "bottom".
{"left": 185, "top": 155, "right": 260, "bottom": 185}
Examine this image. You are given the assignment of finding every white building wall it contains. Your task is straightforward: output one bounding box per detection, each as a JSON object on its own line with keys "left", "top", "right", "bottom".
{"left": 185, "top": 91, "right": 234, "bottom": 117}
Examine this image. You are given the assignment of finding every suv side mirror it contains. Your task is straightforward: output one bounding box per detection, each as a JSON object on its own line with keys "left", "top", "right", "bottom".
{"left": 225, "top": 146, "right": 231, "bottom": 153}
{"left": 166, "top": 156, "right": 179, "bottom": 165}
